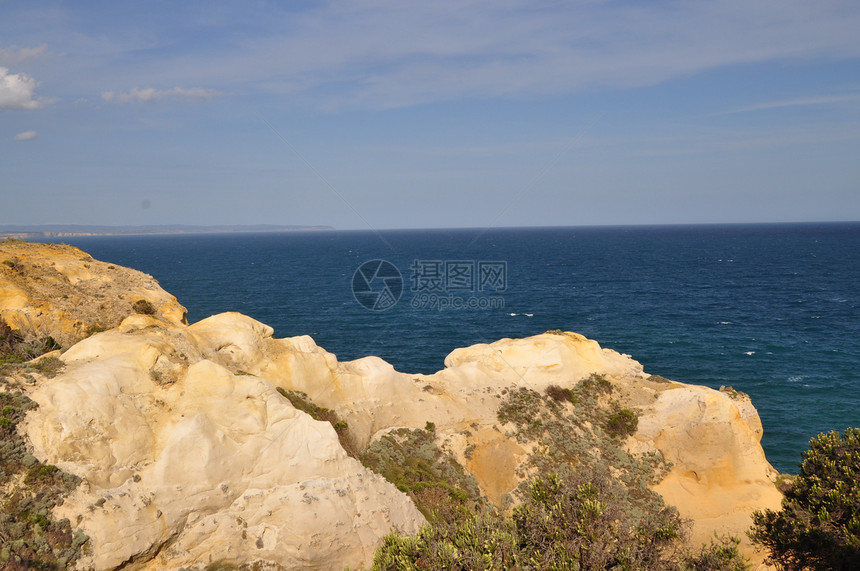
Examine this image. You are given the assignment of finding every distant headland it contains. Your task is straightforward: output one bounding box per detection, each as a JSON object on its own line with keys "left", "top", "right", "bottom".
{"left": 0, "top": 224, "right": 335, "bottom": 239}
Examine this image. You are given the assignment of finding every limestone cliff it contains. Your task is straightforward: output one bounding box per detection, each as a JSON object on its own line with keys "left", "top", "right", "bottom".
{"left": 0, "top": 240, "right": 783, "bottom": 569}
{"left": 0, "top": 239, "right": 187, "bottom": 349}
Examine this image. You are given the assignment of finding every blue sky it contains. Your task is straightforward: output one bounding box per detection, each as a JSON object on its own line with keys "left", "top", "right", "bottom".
{"left": 2, "top": 0, "right": 859, "bottom": 230}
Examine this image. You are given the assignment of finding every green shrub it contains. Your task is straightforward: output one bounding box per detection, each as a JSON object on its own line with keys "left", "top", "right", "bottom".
{"left": 86, "top": 323, "right": 108, "bottom": 336}
{"left": 606, "top": 408, "right": 639, "bottom": 438}
{"left": 0, "top": 392, "right": 88, "bottom": 566}
{"left": 132, "top": 299, "right": 156, "bottom": 315}
{"left": 29, "top": 355, "right": 64, "bottom": 377}
{"left": 545, "top": 384, "right": 576, "bottom": 404}
{"left": 750, "top": 427, "right": 860, "bottom": 570}
{"left": 371, "top": 467, "right": 748, "bottom": 570}
{"left": 685, "top": 535, "right": 749, "bottom": 571}
{"left": 577, "top": 372, "right": 613, "bottom": 395}
{"left": 360, "top": 428, "right": 482, "bottom": 522}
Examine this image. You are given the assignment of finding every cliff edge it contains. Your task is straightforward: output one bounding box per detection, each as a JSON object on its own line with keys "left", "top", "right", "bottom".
{"left": 0, "top": 240, "right": 782, "bottom": 569}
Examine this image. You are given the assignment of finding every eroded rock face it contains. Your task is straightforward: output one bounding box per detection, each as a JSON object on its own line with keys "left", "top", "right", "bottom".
{"left": 0, "top": 239, "right": 187, "bottom": 348}
{"left": 23, "top": 320, "right": 423, "bottom": 570}
{"left": 5, "top": 243, "right": 783, "bottom": 569}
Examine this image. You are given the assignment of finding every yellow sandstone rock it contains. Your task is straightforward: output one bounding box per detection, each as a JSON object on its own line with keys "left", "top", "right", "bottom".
{"left": 0, "top": 239, "right": 187, "bottom": 348}
{"left": 2, "top": 241, "right": 782, "bottom": 569}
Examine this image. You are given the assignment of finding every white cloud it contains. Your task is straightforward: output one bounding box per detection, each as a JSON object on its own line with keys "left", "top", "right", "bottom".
{"left": 0, "top": 44, "right": 49, "bottom": 65}
{"left": 101, "top": 86, "right": 226, "bottom": 104}
{"left": 14, "top": 130, "right": 37, "bottom": 141}
{"left": 0, "top": 67, "right": 48, "bottom": 109}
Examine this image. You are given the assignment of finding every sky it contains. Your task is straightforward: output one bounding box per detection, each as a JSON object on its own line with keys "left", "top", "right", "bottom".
{"left": 1, "top": 0, "right": 859, "bottom": 230}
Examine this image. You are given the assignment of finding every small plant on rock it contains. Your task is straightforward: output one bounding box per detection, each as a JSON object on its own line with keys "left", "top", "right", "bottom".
{"left": 132, "top": 299, "right": 156, "bottom": 315}
{"left": 605, "top": 408, "right": 639, "bottom": 438}
{"left": 545, "top": 384, "right": 576, "bottom": 404}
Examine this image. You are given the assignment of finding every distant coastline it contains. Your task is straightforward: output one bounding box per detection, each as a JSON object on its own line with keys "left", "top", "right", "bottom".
{"left": 0, "top": 224, "right": 335, "bottom": 239}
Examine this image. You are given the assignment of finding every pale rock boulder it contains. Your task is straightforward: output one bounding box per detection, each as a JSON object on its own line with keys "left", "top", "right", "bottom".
{"left": 23, "top": 320, "right": 424, "bottom": 570}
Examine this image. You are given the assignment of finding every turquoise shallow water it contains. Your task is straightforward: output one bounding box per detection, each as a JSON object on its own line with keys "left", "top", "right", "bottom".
{"left": 53, "top": 222, "right": 860, "bottom": 474}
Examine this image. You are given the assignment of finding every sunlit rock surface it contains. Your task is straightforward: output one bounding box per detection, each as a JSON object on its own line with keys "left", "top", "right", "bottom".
{"left": 2, "top": 241, "right": 782, "bottom": 569}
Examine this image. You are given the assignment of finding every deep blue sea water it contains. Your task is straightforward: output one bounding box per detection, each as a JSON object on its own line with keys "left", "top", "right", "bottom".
{"left": 49, "top": 223, "right": 860, "bottom": 474}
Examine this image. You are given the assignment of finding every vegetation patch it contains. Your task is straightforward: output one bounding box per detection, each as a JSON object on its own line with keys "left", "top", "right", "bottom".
{"left": 750, "top": 427, "right": 860, "bottom": 570}
{"left": 132, "top": 299, "right": 156, "bottom": 315}
{"left": 360, "top": 427, "right": 483, "bottom": 522}
{"left": 544, "top": 384, "right": 576, "bottom": 404}
{"left": 381, "top": 371, "right": 755, "bottom": 570}
{"left": 0, "top": 391, "right": 88, "bottom": 569}
{"left": 2, "top": 258, "right": 24, "bottom": 274}
{"left": 605, "top": 408, "right": 639, "bottom": 439}
{"left": 85, "top": 323, "right": 108, "bottom": 337}
{"left": 27, "top": 356, "right": 64, "bottom": 379}
{"left": 719, "top": 385, "right": 749, "bottom": 401}
{"left": 275, "top": 388, "right": 358, "bottom": 458}
{"left": 372, "top": 466, "right": 749, "bottom": 570}
{"left": 0, "top": 321, "right": 64, "bottom": 379}
{"left": 496, "top": 376, "right": 662, "bottom": 523}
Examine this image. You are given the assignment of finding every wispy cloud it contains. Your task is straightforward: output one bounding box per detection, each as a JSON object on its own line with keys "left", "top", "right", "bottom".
{"left": 6, "top": 1, "right": 860, "bottom": 111}
{"left": 0, "top": 44, "right": 49, "bottom": 65}
{"left": 153, "top": 0, "right": 860, "bottom": 109}
{"left": 14, "top": 130, "right": 37, "bottom": 141}
{"left": 101, "top": 86, "right": 226, "bottom": 103}
{"left": 0, "top": 67, "right": 50, "bottom": 109}
{"left": 731, "top": 93, "right": 860, "bottom": 113}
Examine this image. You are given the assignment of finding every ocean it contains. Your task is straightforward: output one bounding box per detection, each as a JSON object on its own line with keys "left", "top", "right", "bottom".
{"left": 50, "top": 223, "right": 860, "bottom": 474}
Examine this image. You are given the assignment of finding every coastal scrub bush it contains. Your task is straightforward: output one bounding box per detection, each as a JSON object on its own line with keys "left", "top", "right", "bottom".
{"left": 85, "top": 323, "right": 108, "bottom": 337}
{"left": 606, "top": 408, "right": 639, "bottom": 438}
{"left": 2, "top": 258, "right": 23, "bottom": 273}
{"left": 372, "top": 467, "right": 749, "bottom": 570}
{"left": 132, "top": 299, "right": 156, "bottom": 315}
{"left": 0, "top": 321, "right": 61, "bottom": 369}
{"left": 0, "top": 391, "right": 88, "bottom": 568}
{"left": 372, "top": 375, "right": 749, "bottom": 570}
{"left": 0, "top": 321, "right": 23, "bottom": 358}
{"left": 576, "top": 372, "right": 613, "bottom": 396}
{"left": 360, "top": 427, "right": 482, "bottom": 522}
{"left": 545, "top": 384, "right": 576, "bottom": 404}
{"left": 685, "top": 535, "right": 749, "bottom": 571}
{"left": 750, "top": 427, "right": 860, "bottom": 570}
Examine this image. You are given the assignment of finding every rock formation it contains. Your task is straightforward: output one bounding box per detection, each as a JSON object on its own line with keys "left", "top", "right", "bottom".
{"left": 0, "top": 240, "right": 783, "bottom": 569}
{"left": 0, "top": 239, "right": 187, "bottom": 349}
